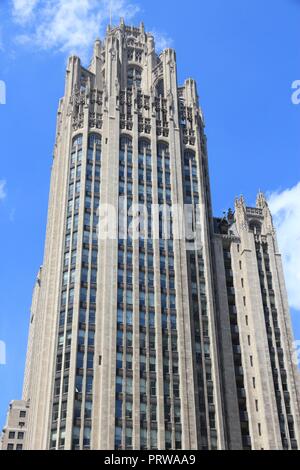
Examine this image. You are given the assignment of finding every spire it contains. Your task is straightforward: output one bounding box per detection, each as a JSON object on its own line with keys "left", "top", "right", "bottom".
{"left": 256, "top": 190, "right": 268, "bottom": 209}
{"left": 235, "top": 195, "right": 245, "bottom": 209}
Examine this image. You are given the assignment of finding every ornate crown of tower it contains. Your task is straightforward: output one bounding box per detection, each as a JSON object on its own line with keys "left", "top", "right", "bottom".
{"left": 57, "top": 18, "right": 205, "bottom": 153}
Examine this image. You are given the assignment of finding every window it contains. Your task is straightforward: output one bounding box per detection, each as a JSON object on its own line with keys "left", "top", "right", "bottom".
{"left": 7, "top": 444, "right": 14, "bottom": 450}
{"left": 88, "top": 330, "right": 94, "bottom": 346}
{"left": 156, "top": 79, "right": 164, "bottom": 97}
{"left": 126, "top": 378, "right": 133, "bottom": 395}
{"left": 85, "top": 401, "right": 92, "bottom": 419}
{"left": 9, "top": 431, "right": 15, "bottom": 439}
{"left": 83, "top": 427, "right": 91, "bottom": 448}
{"left": 86, "top": 375, "right": 93, "bottom": 394}
{"left": 52, "top": 404, "right": 59, "bottom": 422}
{"left": 116, "top": 376, "right": 123, "bottom": 394}
{"left": 64, "top": 352, "right": 70, "bottom": 370}
{"left": 19, "top": 411, "right": 26, "bottom": 418}
{"left": 17, "top": 432, "right": 24, "bottom": 440}
{"left": 78, "top": 329, "right": 85, "bottom": 346}
{"left": 63, "top": 377, "right": 69, "bottom": 394}
{"left": 87, "top": 352, "right": 94, "bottom": 369}
{"left": 73, "top": 135, "right": 83, "bottom": 148}
{"left": 258, "top": 423, "right": 262, "bottom": 436}
{"left": 125, "top": 427, "right": 132, "bottom": 447}
{"left": 139, "top": 139, "right": 151, "bottom": 157}
{"left": 126, "top": 310, "right": 133, "bottom": 326}
{"left": 90, "top": 288, "right": 97, "bottom": 303}
{"left": 72, "top": 426, "right": 80, "bottom": 447}
{"left": 88, "top": 133, "right": 101, "bottom": 150}
{"left": 61, "top": 401, "right": 67, "bottom": 420}
{"left": 127, "top": 66, "right": 142, "bottom": 88}
{"left": 75, "top": 375, "right": 83, "bottom": 393}
{"left": 140, "top": 428, "right": 147, "bottom": 448}
{"left": 126, "top": 290, "right": 133, "bottom": 305}
{"left": 50, "top": 431, "right": 57, "bottom": 449}
{"left": 120, "top": 135, "right": 133, "bottom": 154}
{"left": 249, "top": 221, "right": 262, "bottom": 235}
{"left": 16, "top": 444, "right": 23, "bottom": 450}
{"left": 115, "top": 427, "right": 122, "bottom": 449}
{"left": 60, "top": 428, "right": 66, "bottom": 446}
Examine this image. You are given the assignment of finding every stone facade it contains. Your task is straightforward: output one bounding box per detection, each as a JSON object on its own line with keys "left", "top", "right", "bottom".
{"left": 213, "top": 195, "right": 300, "bottom": 449}
{"left": 1, "top": 20, "right": 299, "bottom": 451}
{"left": 0, "top": 401, "right": 29, "bottom": 451}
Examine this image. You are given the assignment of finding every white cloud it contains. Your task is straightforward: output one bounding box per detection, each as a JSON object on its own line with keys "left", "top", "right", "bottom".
{"left": 11, "top": 0, "right": 140, "bottom": 61}
{"left": 0, "top": 180, "right": 7, "bottom": 201}
{"left": 150, "top": 29, "right": 173, "bottom": 51}
{"left": 12, "top": 0, "right": 40, "bottom": 24}
{"left": 268, "top": 182, "right": 300, "bottom": 311}
{"left": 11, "top": 1, "right": 174, "bottom": 60}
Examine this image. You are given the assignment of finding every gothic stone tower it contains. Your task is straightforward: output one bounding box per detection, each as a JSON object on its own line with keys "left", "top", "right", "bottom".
{"left": 21, "top": 20, "right": 224, "bottom": 450}
{"left": 2, "top": 20, "right": 299, "bottom": 452}
{"left": 213, "top": 194, "right": 300, "bottom": 450}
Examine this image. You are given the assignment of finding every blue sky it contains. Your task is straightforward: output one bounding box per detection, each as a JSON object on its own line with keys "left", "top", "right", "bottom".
{"left": 0, "top": 0, "right": 299, "bottom": 428}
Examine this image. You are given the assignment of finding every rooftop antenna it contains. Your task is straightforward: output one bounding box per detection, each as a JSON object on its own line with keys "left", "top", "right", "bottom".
{"left": 109, "top": 0, "right": 112, "bottom": 27}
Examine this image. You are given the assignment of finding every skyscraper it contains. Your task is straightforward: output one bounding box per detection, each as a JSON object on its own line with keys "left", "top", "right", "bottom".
{"left": 213, "top": 196, "right": 300, "bottom": 450}
{"left": 1, "top": 20, "right": 300, "bottom": 451}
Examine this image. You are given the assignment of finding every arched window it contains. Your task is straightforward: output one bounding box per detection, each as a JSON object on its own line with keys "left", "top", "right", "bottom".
{"left": 184, "top": 149, "right": 196, "bottom": 163}
{"left": 88, "top": 133, "right": 101, "bottom": 150}
{"left": 72, "top": 134, "right": 83, "bottom": 149}
{"left": 156, "top": 79, "right": 164, "bottom": 97}
{"left": 249, "top": 221, "right": 262, "bottom": 235}
{"left": 127, "top": 66, "right": 142, "bottom": 89}
{"left": 139, "top": 139, "right": 151, "bottom": 156}
{"left": 120, "top": 135, "right": 133, "bottom": 152}
{"left": 158, "top": 142, "right": 170, "bottom": 158}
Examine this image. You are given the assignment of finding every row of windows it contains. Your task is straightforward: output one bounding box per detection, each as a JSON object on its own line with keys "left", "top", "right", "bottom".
{"left": 6, "top": 443, "right": 23, "bottom": 450}
{"left": 185, "top": 154, "right": 217, "bottom": 449}
{"left": 257, "top": 243, "right": 297, "bottom": 448}
{"left": 115, "top": 140, "right": 182, "bottom": 449}
{"left": 51, "top": 135, "right": 102, "bottom": 449}
{"left": 8, "top": 431, "right": 24, "bottom": 440}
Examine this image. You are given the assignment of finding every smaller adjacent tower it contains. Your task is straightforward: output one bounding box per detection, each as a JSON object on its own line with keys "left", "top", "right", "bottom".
{"left": 213, "top": 193, "right": 300, "bottom": 450}
{"left": 0, "top": 400, "right": 29, "bottom": 451}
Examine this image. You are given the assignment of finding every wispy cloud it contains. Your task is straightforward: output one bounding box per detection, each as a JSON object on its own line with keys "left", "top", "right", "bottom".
{"left": 11, "top": 1, "right": 174, "bottom": 60}
{"left": 0, "top": 180, "right": 7, "bottom": 201}
{"left": 12, "top": 0, "right": 39, "bottom": 24}
{"left": 11, "top": 0, "right": 140, "bottom": 61}
{"left": 268, "top": 182, "right": 300, "bottom": 311}
{"left": 150, "top": 29, "right": 173, "bottom": 51}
